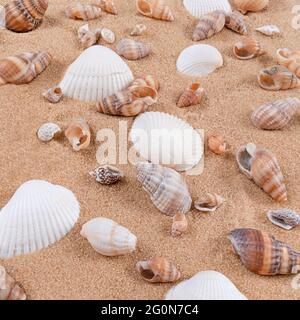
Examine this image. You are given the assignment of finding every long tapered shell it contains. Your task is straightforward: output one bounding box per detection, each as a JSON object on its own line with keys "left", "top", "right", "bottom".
{"left": 177, "top": 44, "right": 223, "bottom": 76}
{"left": 267, "top": 209, "right": 300, "bottom": 230}
{"left": 136, "top": 162, "right": 192, "bottom": 216}
{"left": 225, "top": 11, "right": 247, "bottom": 35}
{"left": 59, "top": 46, "right": 134, "bottom": 102}
{"left": 37, "top": 122, "right": 61, "bottom": 142}
{"left": 77, "top": 24, "right": 98, "bottom": 48}
{"left": 171, "top": 213, "right": 188, "bottom": 237}
{"left": 276, "top": 48, "right": 300, "bottom": 78}
{"left": 65, "top": 119, "right": 90, "bottom": 151}
{"left": 3, "top": 0, "right": 48, "bottom": 32}
{"left": 0, "top": 180, "right": 80, "bottom": 259}
{"left": 258, "top": 65, "right": 300, "bottom": 91}
{"left": 183, "top": 0, "right": 231, "bottom": 18}
{"left": 194, "top": 193, "right": 225, "bottom": 212}
{"left": 80, "top": 217, "right": 137, "bottom": 256}
{"left": 0, "top": 266, "right": 26, "bottom": 300}
{"left": 233, "top": 37, "right": 266, "bottom": 60}
{"left": 165, "top": 270, "right": 247, "bottom": 300}
{"left": 93, "top": 0, "right": 117, "bottom": 15}
{"left": 136, "top": 257, "right": 181, "bottom": 283}
{"left": 130, "top": 23, "right": 147, "bottom": 36}
{"left": 89, "top": 165, "right": 124, "bottom": 185}
{"left": 116, "top": 38, "right": 151, "bottom": 60}
{"left": 207, "top": 133, "right": 228, "bottom": 155}
{"left": 256, "top": 25, "right": 280, "bottom": 36}
{"left": 251, "top": 97, "right": 300, "bottom": 130}
{"left": 192, "top": 11, "right": 225, "bottom": 41}
{"left": 228, "top": 228, "right": 300, "bottom": 275}
{"left": 236, "top": 143, "right": 287, "bottom": 202}
{"left": 177, "top": 83, "right": 205, "bottom": 108}
{"left": 233, "top": 0, "right": 269, "bottom": 14}
{"left": 65, "top": 4, "right": 102, "bottom": 20}
{"left": 42, "top": 86, "right": 63, "bottom": 103}
{"left": 131, "top": 75, "right": 159, "bottom": 91}
{"left": 136, "top": 0, "right": 174, "bottom": 21}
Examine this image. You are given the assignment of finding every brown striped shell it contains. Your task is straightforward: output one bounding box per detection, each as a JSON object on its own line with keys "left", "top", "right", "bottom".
{"left": 65, "top": 4, "right": 102, "bottom": 20}
{"left": 171, "top": 213, "right": 188, "bottom": 237}
{"left": 192, "top": 10, "right": 225, "bottom": 41}
{"left": 194, "top": 193, "right": 225, "bottom": 212}
{"left": 276, "top": 48, "right": 300, "bottom": 78}
{"left": 131, "top": 75, "right": 160, "bottom": 91}
{"left": 236, "top": 143, "right": 287, "bottom": 202}
{"left": 233, "top": 0, "right": 269, "bottom": 14}
{"left": 233, "top": 37, "right": 266, "bottom": 60}
{"left": 225, "top": 11, "right": 247, "bottom": 35}
{"left": 251, "top": 97, "right": 300, "bottom": 130}
{"left": 267, "top": 209, "right": 300, "bottom": 230}
{"left": 93, "top": 0, "right": 117, "bottom": 15}
{"left": 207, "top": 133, "right": 229, "bottom": 155}
{"left": 116, "top": 38, "right": 151, "bottom": 60}
{"left": 0, "top": 266, "right": 26, "bottom": 300}
{"left": 228, "top": 228, "right": 300, "bottom": 275}
{"left": 89, "top": 165, "right": 124, "bottom": 185}
{"left": 65, "top": 118, "right": 91, "bottom": 151}
{"left": 136, "top": 0, "right": 174, "bottom": 21}
{"left": 177, "top": 83, "right": 205, "bottom": 108}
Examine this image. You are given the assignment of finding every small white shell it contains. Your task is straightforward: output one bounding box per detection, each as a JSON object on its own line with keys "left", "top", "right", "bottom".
{"left": 37, "top": 123, "right": 61, "bottom": 142}
{"left": 176, "top": 44, "right": 223, "bottom": 76}
{"left": 100, "top": 27, "right": 115, "bottom": 44}
{"left": 183, "top": 0, "right": 232, "bottom": 17}
{"left": 255, "top": 25, "right": 280, "bottom": 36}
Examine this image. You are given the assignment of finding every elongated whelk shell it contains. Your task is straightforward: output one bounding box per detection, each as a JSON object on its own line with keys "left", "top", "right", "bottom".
{"left": 276, "top": 48, "right": 300, "bottom": 78}
{"left": 171, "top": 213, "right": 188, "bottom": 237}
{"left": 116, "top": 38, "right": 151, "bottom": 60}
{"left": 65, "top": 118, "right": 91, "bottom": 151}
{"left": 233, "top": 37, "right": 266, "bottom": 60}
{"left": 0, "top": 266, "right": 26, "bottom": 300}
{"left": 225, "top": 11, "right": 247, "bottom": 35}
{"left": 65, "top": 4, "right": 102, "bottom": 20}
{"left": 267, "top": 209, "right": 300, "bottom": 230}
{"left": 42, "top": 86, "right": 63, "bottom": 103}
{"left": 194, "top": 193, "right": 225, "bottom": 212}
{"left": 89, "top": 165, "right": 124, "bottom": 185}
{"left": 136, "top": 0, "right": 175, "bottom": 22}
{"left": 37, "top": 122, "right": 61, "bottom": 142}
{"left": 177, "top": 83, "right": 205, "bottom": 108}
{"left": 256, "top": 25, "right": 280, "bottom": 36}
{"left": 130, "top": 23, "right": 147, "bottom": 36}
{"left": 207, "top": 133, "right": 228, "bottom": 155}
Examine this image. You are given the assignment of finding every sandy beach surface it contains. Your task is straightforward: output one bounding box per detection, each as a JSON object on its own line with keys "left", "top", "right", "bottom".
{"left": 1, "top": 0, "right": 300, "bottom": 300}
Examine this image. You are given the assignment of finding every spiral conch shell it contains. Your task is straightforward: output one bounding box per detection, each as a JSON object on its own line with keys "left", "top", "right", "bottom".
{"left": 229, "top": 228, "right": 300, "bottom": 275}
{"left": 116, "top": 38, "right": 151, "bottom": 60}
{"left": 192, "top": 10, "right": 225, "bottom": 41}
{"left": 207, "top": 133, "right": 229, "bottom": 155}
{"left": 225, "top": 11, "right": 247, "bottom": 35}
{"left": 89, "top": 165, "right": 124, "bottom": 185}
{"left": 93, "top": 0, "right": 117, "bottom": 15}
{"left": 236, "top": 143, "right": 287, "bottom": 202}
{"left": 37, "top": 123, "right": 61, "bottom": 142}
{"left": 136, "top": 0, "right": 174, "bottom": 21}
{"left": 233, "top": 0, "right": 269, "bottom": 14}
{"left": 251, "top": 97, "right": 300, "bottom": 130}
{"left": 0, "top": 266, "right": 26, "bottom": 300}
{"left": 194, "top": 193, "right": 225, "bottom": 212}
{"left": 0, "top": 0, "right": 48, "bottom": 32}
{"left": 177, "top": 83, "right": 205, "bottom": 108}
{"left": 65, "top": 4, "right": 102, "bottom": 20}
{"left": 276, "top": 48, "right": 300, "bottom": 78}
{"left": 171, "top": 213, "right": 188, "bottom": 237}
{"left": 136, "top": 257, "right": 181, "bottom": 283}
{"left": 233, "top": 37, "right": 266, "bottom": 60}
{"left": 0, "top": 51, "right": 51, "bottom": 86}
{"left": 267, "top": 209, "right": 300, "bottom": 230}
{"left": 136, "top": 162, "right": 192, "bottom": 216}
{"left": 65, "top": 118, "right": 91, "bottom": 151}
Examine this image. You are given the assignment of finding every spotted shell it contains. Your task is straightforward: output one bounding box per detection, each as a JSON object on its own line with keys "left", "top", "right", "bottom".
{"left": 89, "top": 165, "right": 124, "bottom": 185}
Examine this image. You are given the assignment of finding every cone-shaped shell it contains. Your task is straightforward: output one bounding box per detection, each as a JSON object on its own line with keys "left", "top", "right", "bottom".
{"left": 194, "top": 193, "right": 225, "bottom": 212}
{"left": 59, "top": 46, "right": 134, "bottom": 102}
{"left": 65, "top": 118, "right": 91, "bottom": 151}
{"left": 267, "top": 209, "right": 300, "bottom": 230}
{"left": 276, "top": 48, "right": 300, "bottom": 78}
{"left": 93, "top": 0, "right": 118, "bottom": 15}
{"left": 177, "top": 83, "right": 205, "bottom": 108}
{"left": 0, "top": 180, "right": 80, "bottom": 259}
{"left": 233, "top": 37, "right": 266, "bottom": 60}
{"left": 225, "top": 11, "right": 247, "bottom": 34}
{"left": 183, "top": 0, "right": 232, "bottom": 18}
{"left": 236, "top": 143, "right": 287, "bottom": 202}
{"left": 136, "top": 162, "right": 192, "bottom": 216}
{"left": 116, "top": 38, "right": 151, "bottom": 60}
{"left": 80, "top": 217, "right": 137, "bottom": 256}
{"left": 89, "top": 165, "right": 124, "bottom": 185}
{"left": 207, "top": 133, "right": 228, "bottom": 155}
{"left": 251, "top": 97, "right": 300, "bottom": 130}
{"left": 233, "top": 0, "right": 269, "bottom": 14}
{"left": 171, "top": 213, "right": 188, "bottom": 237}
{"left": 228, "top": 228, "right": 300, "bottom": 275}
{"left": 0, "top": 266, "right": 26, "bottom": 300}
{"left": 65, "top": 4, "right": 102, "bottom": 20}
{"left": 256, "top": 25, "right": 280, "bottom": 36}
{"left": 136, "top": 0, "right": 174, "bottom": 21}
{"left": 165, "top": 270, "right": 247, "bottom": 300}
{"left": 136, "top": 256, "right": 181, "bottom": 283}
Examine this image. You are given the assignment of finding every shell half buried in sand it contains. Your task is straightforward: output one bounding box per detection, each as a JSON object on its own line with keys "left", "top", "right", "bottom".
{"left": 233, "top": 0, "right": 269, "bottom": 14}
{"left": 176, "top": 44, "right": 223, "bottom": 76}
{"left": 0, "top": 265, "right": 26, "bottom": 300}
{"left": 59, "top": 45, "right": 134, "bottom": 102}
{"left": 0, "top": 180, "right": 80, "bottom": 259}
{"left": 130, "top": 111, "right": 203, "bottom": 172}
{"left": 183, "top": 0, "right": 231, "bottom": 18}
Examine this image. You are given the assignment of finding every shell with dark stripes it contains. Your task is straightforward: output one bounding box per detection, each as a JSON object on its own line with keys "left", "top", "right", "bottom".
{"left": 225, "top": 11, "right": 247, "bottom": 35}
{"left": 116, "top": 38, "right": 151, "bottom": 61}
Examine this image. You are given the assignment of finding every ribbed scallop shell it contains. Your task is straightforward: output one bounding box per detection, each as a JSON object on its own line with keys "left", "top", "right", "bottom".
{"left": 116, "top": 38, "right": 151, "bottom": 60}
{"left": 267, "top": 209, "right": 300, "bottom": 230}
{"left": 229, "top": 228, "right": 300, "bottom": 275}
{"left": 65, "top": 4, "right": 102, "bottom": 20}
{"left": 233, "top": 0, "right": 269, "bottom": 14}
{"left": 59, "top": 45, "right": 134, "bottom": 102}
{"left": 65, "top": 118, "right": 91, "bottom": 151}
{"left": 233, "top": 37, "right": 266, "bottom": 60}
{"left": 0, "top": 180, "right": 80, "bottom": 259}
{"left": 183, "top": 0, "right": 232, "bottom": 18}
{"left": 251, "top": 97, "right": 300, "bottom": 130}
{"left": 136, "top": 0, "right": 174, "bottom": 21}
{"left": 0, "top": 266, "right": 26, "bottom": 300}
{"left": 277, "top": 48, "right": 300, "bottom": 78}
{"left": 165, "top": 270, "right": 247, "bottom": 300}
{"left": 80, "top": 217, "right": 137, "bottom": 256}
{"left": 136, "top": 162, "right": 192, "bottom": 216}
{"left": 225, "top": 11, "right": 247, "bottom": 34}
{"left": 130, "top": 112, "right": 203, "bottom": 172}
{"left": 176, "top": 44, "right": 223, "bottom": 76}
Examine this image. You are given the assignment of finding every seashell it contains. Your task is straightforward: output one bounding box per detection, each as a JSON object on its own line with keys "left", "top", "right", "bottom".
{"left": 0, "top": 180, "right": 80, "bottom": 259}
{"left": 65, "top": 118, "right": 90, "bottom": 151}
{"left": 194, "top": 193, "right": 225, "bottom": 212}
{"left": 136, "top": 162, "right": 192, "bottom": 216}
{"left": 251, "top": 97, "right": 300, "bottom": 130}
{"left": 116, "top": 38, "right": 151, "bottom": 60}
{"left": 130, "top": 23, "right": 147, "bottom": 36}
{"left": 65, "top": 4, "right": 102, "bottom": 20}
{"left": 192, "top": 10, "right": 226, "bottom": 41}
{"left": 256, "top": 25, "right": 280, "bottom": 36}
{"left": 233, "top": 0, "right": 269, "bottom": 14}
{"left": 207, "top": 133, "right": 228, "bottom": 155}
{"left": 276, "top": 48, "right": 300, "bottom": 78}
{"left": 258, "top": 65, "right": 300, "bottom": 91}
{"left": 233, "top": 37, "right": 266, "bottom": 60}
{"left": 37, "top": 122, "right": 61, "bottom": 142}
{"left": 131, "top": 74, "right": 159, "bottom": 91}
{"left": 228, "top": 228, "right": 300, "bottom": 275}
{"left": 165, "top": 270, "right": 247, "bottom": 300}
{"left": 59, "top": 45, "right": 134, "bottom": 102}
{"left": 177, "top": 83, "right": 205, "bottom": 108}
{"left": 130, "top": 112, "right": 203, "bottom": 172}
{"left": 136, "top": 0, "right": 174, "bottom": 21}
{"left": 80, "top": 217, "right": 137, "bottom": 256}
{"left": 42, "top": 86, "right": 63, "bottom": 103}
{"left": 225, "top": 11, "right": 247, "bottom": 35}
{"left": 236, "top": 143, "right": 287, "bottom": 202}
{"left": 89, "top": 165, "right": 124, "bottom": 185}
{"left": 176, "top": 44, "right": 223, "bottom": 77}
{"left": 136, "top": 257, "right": 181, "bottom": 283}
{"left": 99, "top": 27, "right": 115, "bottom": 44}
{"left": 171, "top": 213, "right": 188, "bottom": 237}
{"left": 267, "top": 209, "right": 300, "bottom": 230}
{"left": 77, "top": 24, "right": 98, "bottom": 48}
{"left": 183, "top": 0, "right": 232, "bottom": 18}
{"left": 1, "top": 0, "right": 48, "bottom": 32}
{"left": 0, "top": 51, "right": 51, "bottom": 86}
{"left": 0, "top": 266, "right": 26, "bottom": 300}
{"left": 93, "top": 0, "right": 117, "bottom": 15}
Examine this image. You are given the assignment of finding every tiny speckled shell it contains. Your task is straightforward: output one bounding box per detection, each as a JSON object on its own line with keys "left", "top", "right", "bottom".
{"left": 116, "top": 38, "right": 151, "bottom": 60}
{"left": 267, "top": 209, "right": 300, "bottom": 230}
{"left": 130, "top": 23, "right": 147, "bottom": 36}
{"left": 0, "top": 266, "right": 26, "bottom": 300}
{"left": 89, "top": 165, "right": 124, "bottom": 185}
{"left": 42, "top": 86, "right": 63, "bottom": 103}
{"left": 37, "top": 123, "right": 61, "bottom": 142}
{"left": 65, "top": 4, "right": 102, "bottom": 20}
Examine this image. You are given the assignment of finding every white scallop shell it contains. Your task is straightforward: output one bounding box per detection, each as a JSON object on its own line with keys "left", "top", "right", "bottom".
{"left": 59, "top": 45, "right": 134, "bottom": 102}
{"left": 176, "top": 44, "right": 223, "bottom": 77}
{"left": 80, "top": 217, "right": 137, "bottom": 256}
{"left": 165, "top": 270, "right": 247, "bottom": 300}
{"left": 0, "top": 180, "right": 80, "bottom": 259}
{"left": 183, "top": 0, "right": 232, "bottom": 18}
{"left": 255, "top": 25, "right": 280, "bottom": 36}
{"left": 130, "top": 111, "right": 203, "bottom": 172}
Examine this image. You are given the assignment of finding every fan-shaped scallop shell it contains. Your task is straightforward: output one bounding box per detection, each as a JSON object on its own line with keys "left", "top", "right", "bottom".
{"left": 233, "top": 37, "right": 266, "bottom": 60}
{"left": 0, "top": 180, "right": 80, "bottom": 259}
{"left": 116, "top": 38, "right": 151, "bottom": 60}
{"left": 0, "top": 266, "right": 26, "bottom": 300}
{"left": 165, "top": 270, "right": 247, "bottom": 300}
{"left": 89, "top": 165, "right": 124, "bottom": 185}
{"left": 194, "top": 193, "right": 225, "bottom": 212}
{"left": 256, "top": 25, "right": 280, "bottom": 36}
{"left": 267, "top": 209, "right": 300, "bottom": 230}
{"left": 276, "top": 48, "right": 300, "bottom": 78}
{"left": 136, "top": 0, "right": 174, "bottom": 21}
{"left": 93, "top": 0, "right": 117, "bottom": 15}
{"left": 233, "top": 0, "right": 269, "bottom": 14}
{"left": 177, "top": 83, "right": 205, "bottom": 108}
{"left": 59, "top": 45, "right": 134, "bottom": 102}
{"left": 176, "top": 44, "right": 223, "bottom": 76}
{"left": 37, "top": 122, "right": 61, "bottom": 142}
{"left": 65, "top": 4, "right": 102, "bottom": 20}
{"left": 225, "top": 11, "right": 247, "bottom": 34}
{"left": 171, "top": 213, "right": 188, "bottom": 237}
{"left": 65, "top": 118, "right": 91, "bottom": 151}
{"left": 183, "top": 0, "right": 232, "bottom": 18}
